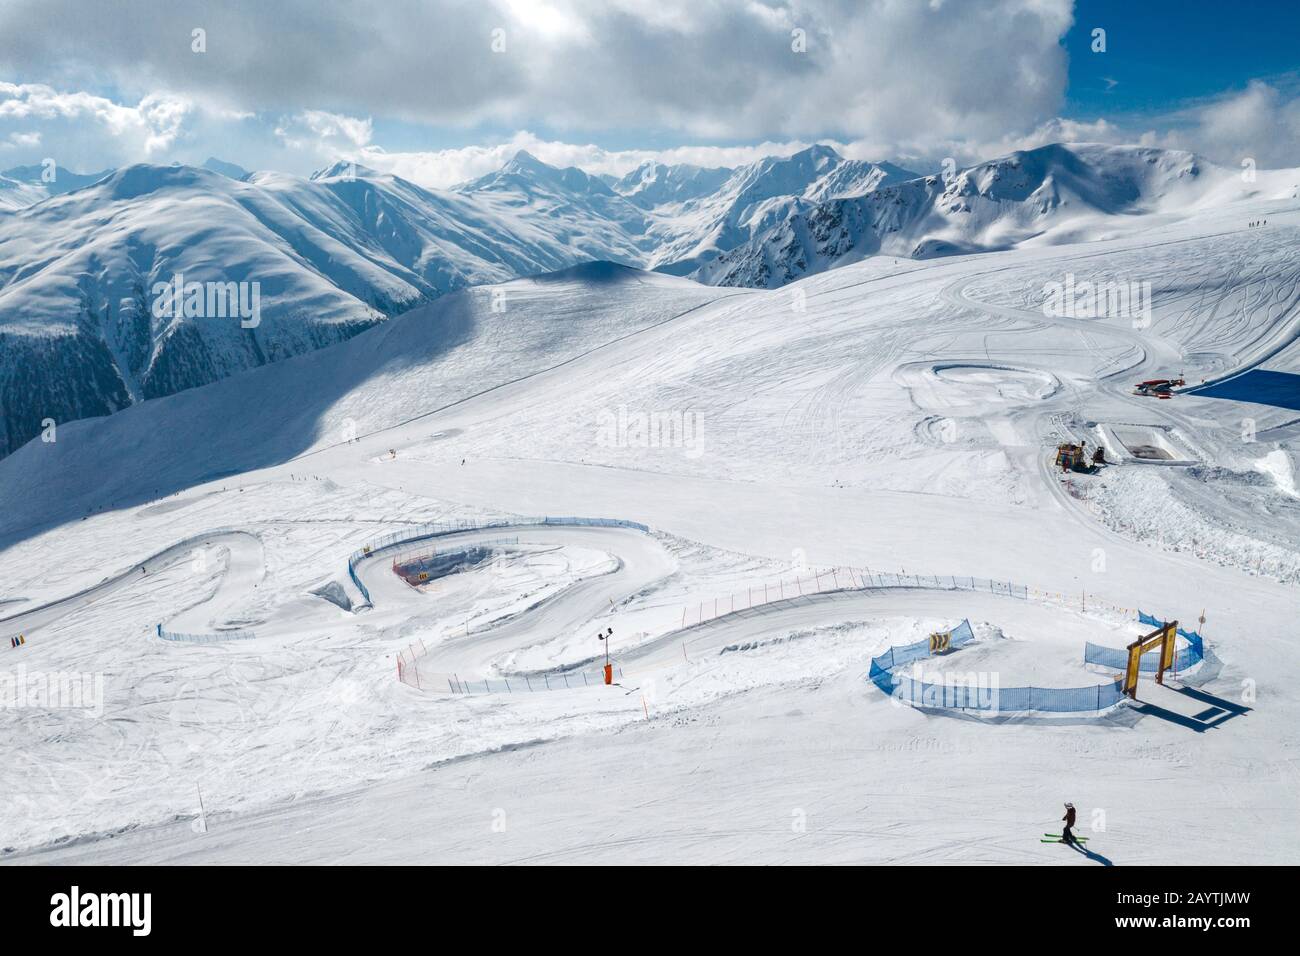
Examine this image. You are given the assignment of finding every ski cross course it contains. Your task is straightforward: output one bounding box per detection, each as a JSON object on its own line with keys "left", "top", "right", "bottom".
{"left": 5, "top": 518, "right": 1180, "bottom": 707}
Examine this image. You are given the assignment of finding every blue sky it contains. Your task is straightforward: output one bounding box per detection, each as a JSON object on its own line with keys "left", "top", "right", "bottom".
{"left": 1063, "top": 0, "right": 1299, "bottom": 116}
{"left": 0, "top": 0, "right": 1296, "bottom": 186}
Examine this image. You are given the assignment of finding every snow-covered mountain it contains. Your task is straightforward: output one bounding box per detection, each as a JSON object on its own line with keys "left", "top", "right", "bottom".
{"left": 0, "top": 161, "right": 628, "bottom": 457}
{"left": 454, "top": 150, "right": 652, "bottom": 264}
{"left": 0, "top": 164, "right": 113, "bottom": 208}
{"left": 0, "top": 144, "right": 922, "bottom": 457}
{"left": 2, "top": 141, "right": 1284, "bottom": 459}
{"left": 610, "top": 161, "right": 733, "bottom": 208}
{"left": 698, "top": 144, "right": 1219, "bottom": 288}
{"left": 0, "top": 262, "right": 728, "bottom": 534}
{"left": 0, "top": 173, "right": 44, "bottom": 211}
{"left": 450, "top": 143, "right": 921, "bottom": 277}
{"left": 641, "top": 144, "right": 921, "bottom": 275}
{"left": 202, "top": 157, "right": 251, "bottom": 180}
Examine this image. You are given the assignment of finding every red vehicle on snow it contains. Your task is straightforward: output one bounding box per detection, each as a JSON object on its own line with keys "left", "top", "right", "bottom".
{"left": 1134, "top": 377, "right": 1185, "bottom": 398}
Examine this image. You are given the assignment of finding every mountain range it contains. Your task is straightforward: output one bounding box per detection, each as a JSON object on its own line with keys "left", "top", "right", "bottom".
{"left": 1, "top": 142, "right": 1292, "bottom": 458}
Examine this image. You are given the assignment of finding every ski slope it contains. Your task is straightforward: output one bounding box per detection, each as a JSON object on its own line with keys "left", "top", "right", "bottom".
{"left": 2, "top": 182, "right": 1298, "bottom": 865}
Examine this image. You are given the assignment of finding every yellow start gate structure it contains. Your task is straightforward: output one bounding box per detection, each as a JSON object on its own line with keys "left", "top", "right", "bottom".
{"left": 1122, "top": 620, "right": 1178, "bottom": 699}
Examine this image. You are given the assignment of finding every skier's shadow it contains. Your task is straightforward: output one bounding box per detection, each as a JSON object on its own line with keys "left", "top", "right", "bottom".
{"left": 1067, "top": 841, "right": 1113, "bottom": 866}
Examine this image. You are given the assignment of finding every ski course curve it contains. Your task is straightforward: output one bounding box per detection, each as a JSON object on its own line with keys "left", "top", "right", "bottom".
{"left": 0, "top": 530, "right": 264, "bottom": 640}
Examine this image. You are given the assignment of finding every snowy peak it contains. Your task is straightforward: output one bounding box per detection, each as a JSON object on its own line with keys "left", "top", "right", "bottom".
{"left": 612, "top": 160, "right": 733, "bottom": 208}
{"left": 716, "top": 144, "right": 915, "bottom": 207}
{"left": 500, "top": 149, "right": 553, "bottom": 176}
{"left": 309, "top": 159, "right": 383, "bottom": 182}
{"left": 641, "top": 144, "right": 921, "bottom": 275}
{"left": 93, "top": 162, "right": 230, "bottom": 202}
{"left": 454, "top": 151, "right": 650, "bottom": 263}
{"left": 805, "top": 158, "right": 919, "bottom": 202}
{"left": 462, "top": 149, "right": 618, "bottom": 200}
{"left": 724, "top": 144, "right": 848, "bottom": 208}
{"left": 0, "top": 164, "right": 114, "bottom": 208}
{"left": 0, "top": 173, "right": 45, "bottom": 211}
{"left": 528, "top": 259, "right": 653, "bottom": 285}
{"left": 203, "top": 157, "right": 251, "bottom": 180}
{"left": 699, "top": 143, "right": 1221, "bottom": 289}
{"left": 440, "top": 145, "right": 920, "bottom": 283}
{"left": 945, "top": 143, "right": 1201, "bottom": 214}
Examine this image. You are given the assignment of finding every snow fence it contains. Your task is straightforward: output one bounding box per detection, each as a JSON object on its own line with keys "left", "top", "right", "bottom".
{"left": 156, "top": 622, "right": 256, "bottom": 644}
{"left": 869, "top": 619, "right": 1127, "bottom": 715}
{"left": 396, "top": 650, "right": 625, "bottom": 695}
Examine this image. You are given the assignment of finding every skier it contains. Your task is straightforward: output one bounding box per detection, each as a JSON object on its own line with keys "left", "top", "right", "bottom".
{"left": 1061, "top": 802, "right": 1077, "bottom": 845}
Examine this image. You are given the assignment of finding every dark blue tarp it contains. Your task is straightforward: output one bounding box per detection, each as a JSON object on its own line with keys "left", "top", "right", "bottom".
{"left": 1186, "top": 370, "right": 1300, "bottom": 412}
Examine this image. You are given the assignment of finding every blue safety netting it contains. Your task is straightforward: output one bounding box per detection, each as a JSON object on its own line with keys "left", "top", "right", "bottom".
{"left": 1083, "top": 611, "right": 1205, "bottom": 673}
{"left": 949, "top": 618, "right": 975, "bottom": 646}
{"left": 883, "top": 676, "right": 1125, "bottom": 713}
{"left": 156, "top": 622, "right": 255, "bottom": 643}
{"left": 1138, "top": 611, "right": 1204, "bottom": 648}
{"left": 1083, "top": 641, "right": 1202, "bottom": 673}
{"left": 869, "top": 617, "right": 1126, "bottom": 714}
{"left": 867, "top": 618, "right": 976, "bottom": 676}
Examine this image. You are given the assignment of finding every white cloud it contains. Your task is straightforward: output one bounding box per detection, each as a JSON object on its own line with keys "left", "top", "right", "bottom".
{"left": 1157, "top": 81, "right": 1300, "bottom": 169}
{"left": 0, "top": 82, "right": 191, "bottom": 163}
{"left": 962, "top": 82, "right": 1300, "bottom": 171}
{"left": 3, "top": 130, "right": 40, "bottom": 149}
{"left": 275, "top": 110, "right": 374, "bottom": 153}
{"left": 136, "top": 93, "right": 192, "bottom": 153}
{"left": 0, "top": 3, "right": 1295, "bottom": 183}
{"left": 868, "top": 83, "right": 1300, "bottom": 174}
{"left": 0, "top": 0, "right": 1075, "bottom": 145}
{"left": 497, "top": 0, "right": 592, "bottom": 42}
